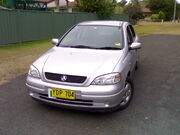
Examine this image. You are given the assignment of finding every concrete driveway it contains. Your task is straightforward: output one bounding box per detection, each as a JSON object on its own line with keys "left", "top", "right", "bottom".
{"left": 0, "top": 35, "right": 180, "bottom": 135}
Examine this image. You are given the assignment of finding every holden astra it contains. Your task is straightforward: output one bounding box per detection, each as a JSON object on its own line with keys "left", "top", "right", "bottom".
{"left": 26, "top": 21, "right": 142, "bottom": 112}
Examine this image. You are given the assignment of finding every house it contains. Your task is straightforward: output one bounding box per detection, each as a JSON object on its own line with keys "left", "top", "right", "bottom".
{"left": 141, "top": 8, "right": 152, "bottom": 17}
{"left": 46, "top": 0, "right": 77, "bottom": 12}
{"left": 5, "top": 0, "right": 52, "bottom": 10}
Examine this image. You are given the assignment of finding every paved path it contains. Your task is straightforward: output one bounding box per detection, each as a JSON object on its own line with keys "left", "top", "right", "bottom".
{"left": 0, "top": 35, "right": 180, "bottom": 135}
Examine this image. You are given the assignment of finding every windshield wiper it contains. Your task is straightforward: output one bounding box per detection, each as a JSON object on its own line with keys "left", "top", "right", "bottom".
{"left": 61, "top": 45, "right": 96, "bottom": 49}
{"left": 60, "top": 45, "right": 121, "bottom": 50}
{"left": 97, "top": 47, "right": 121, "bottom": 50}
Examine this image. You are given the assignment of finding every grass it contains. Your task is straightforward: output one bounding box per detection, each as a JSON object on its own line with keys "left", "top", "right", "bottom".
{"left": 0, "top": 21, "right": 180, "bottom": 84}
{"left": 0, "top": 40, "right": 52, "bottom": 84}
{"left": 135, "top": 21, "right": 180, "bottom": 36}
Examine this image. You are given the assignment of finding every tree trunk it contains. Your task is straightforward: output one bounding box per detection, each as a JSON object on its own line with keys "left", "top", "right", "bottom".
{"left": 66, "top": 0, "right": 69, "bottom": 8}
{"left": 55, "top": 0, "right": 59, "bottom": 12}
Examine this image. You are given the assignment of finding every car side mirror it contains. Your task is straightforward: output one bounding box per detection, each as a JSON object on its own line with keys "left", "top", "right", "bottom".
{"left": 130, "top": 42, "right": 142, "bottom": 50}
{"left": 51, "top": 38, "right": 59, "bottom": 45}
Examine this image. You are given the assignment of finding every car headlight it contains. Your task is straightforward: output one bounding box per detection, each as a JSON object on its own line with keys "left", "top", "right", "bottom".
{"left": 28, "top": 65, "right": 40, "bottom": 78}
{"left": 92, "top": 73, "right": 121, "bottom": 85}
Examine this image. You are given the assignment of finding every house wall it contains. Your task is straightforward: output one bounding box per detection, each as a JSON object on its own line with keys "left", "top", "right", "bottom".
{"left": 0, "top": 9, "right": 129, "bottom": 45}
{"left": 48, "top": 0, "right": 67, "bottom": 8}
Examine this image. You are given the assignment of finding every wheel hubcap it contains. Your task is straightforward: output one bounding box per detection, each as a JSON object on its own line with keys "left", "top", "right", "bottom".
{"left": 120, "top": 82, "right": 132, "bottom": 106}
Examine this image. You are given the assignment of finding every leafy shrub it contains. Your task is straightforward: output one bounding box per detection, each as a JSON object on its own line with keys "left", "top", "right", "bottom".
{"left": 124, "top": 3, "right": 143, "bottom": 21}
{"left": 114, "top": 5, "right": 124, "bottom": 14}
{"left": 144, "top": 17, "right": 151, "bottom": 22}
{"left": 158, "top": 11, "right": 166, "bottom": 20}
{"left": 150, "top": 14, "right": 159, "bottom": 21}
{"left": 76, "top": 0, "right": 116, "bottom": 19}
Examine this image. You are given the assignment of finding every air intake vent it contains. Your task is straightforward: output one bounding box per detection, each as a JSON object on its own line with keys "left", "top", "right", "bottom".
{"left": 45, "top": 72, "right": 87, "bottom": 83}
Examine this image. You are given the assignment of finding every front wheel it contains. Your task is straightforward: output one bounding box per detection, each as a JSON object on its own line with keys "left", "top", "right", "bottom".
{"left": 117, "top": 80, "right": 134, "bottom": 110}
{"left": 94, "top": 80, "right": 134, "bottom": 113}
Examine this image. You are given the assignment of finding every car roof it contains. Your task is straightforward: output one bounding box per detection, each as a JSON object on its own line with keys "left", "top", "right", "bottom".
{"left": 78, "top": 21, "right": 126, "bottom": 27}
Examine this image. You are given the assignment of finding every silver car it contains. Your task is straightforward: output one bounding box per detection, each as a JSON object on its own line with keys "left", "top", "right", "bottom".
{"left": 26, "top": 21, "right": 142, "bottom": 112}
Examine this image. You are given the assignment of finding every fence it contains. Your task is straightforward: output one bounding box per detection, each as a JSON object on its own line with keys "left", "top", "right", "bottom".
{"left": 0, "top": 10, "right": 129, "bottom": 45}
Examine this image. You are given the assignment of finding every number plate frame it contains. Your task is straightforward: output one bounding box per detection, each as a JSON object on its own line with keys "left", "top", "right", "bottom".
{"left": 48, "top": 88, "right": 76, "bottom": 100}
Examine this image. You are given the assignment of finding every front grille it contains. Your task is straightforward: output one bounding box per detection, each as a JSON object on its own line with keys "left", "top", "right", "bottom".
{"left": 39, "top": 93, "right": 93, "bottom": 106}
{"left": 45, "top": 72, "right": 87, "bottom": 83}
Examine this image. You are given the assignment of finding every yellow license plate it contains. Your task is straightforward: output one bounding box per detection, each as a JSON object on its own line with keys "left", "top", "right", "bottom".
{"left": 49, "top": 88, "right": 75, "bottom": 100}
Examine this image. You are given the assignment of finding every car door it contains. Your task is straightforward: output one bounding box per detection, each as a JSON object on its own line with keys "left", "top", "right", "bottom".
{"left": 126, "top": 25, "right": 137, "bottom": 74}
{"left": 129, "top": 24, "right": 139, "bottom": 64}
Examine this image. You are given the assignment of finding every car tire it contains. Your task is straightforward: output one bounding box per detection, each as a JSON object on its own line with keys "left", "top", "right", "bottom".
{"left": 115, "top": 79, "right": 134, "bottom": 111}
{"left": 93, "top": 79, "right": 134, "bottom": 113}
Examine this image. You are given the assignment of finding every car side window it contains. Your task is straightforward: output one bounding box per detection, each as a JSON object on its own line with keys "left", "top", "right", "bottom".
{"left": 127, "top": 26, "right": 133, "bottom": 45}
{"left": 129, "top": 25, "right": 136, "bottom": 40}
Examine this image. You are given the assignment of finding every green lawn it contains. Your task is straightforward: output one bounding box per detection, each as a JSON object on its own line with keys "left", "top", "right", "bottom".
{"left": 0, "top": 22, "right": 180, "bottom": 84}
{"left": 135, "top": 22, "right": 180, "bottom": 36}
{"left": 0, "top": 40, "right": 52, "bottom": 84}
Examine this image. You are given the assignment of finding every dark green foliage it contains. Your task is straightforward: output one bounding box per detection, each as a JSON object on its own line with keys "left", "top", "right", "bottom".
{"left": 158, "top": 10, "right": 165, "bottom": 20}
{"left": 139, "top": 0, "right": 148, "bottom": 7}
{"left": 76, "top": 0, "right": 116, "bottom": 19}
{"left": 150, "top": 14, "right": 160, "bottom": 21}
{"left": 124, "top": 2, "right": 143, "bottom": 22}
{"left": 131, "top": 0, "right": 139, "bottom": 5}
{"left": 117, "top": 0, "right": 127, "bottom": 7}
{"left": 147, "top": 0, "right": 180, "bottom": 20}
{"left": 0, "top": 0, "right": 6, "bottom": 7}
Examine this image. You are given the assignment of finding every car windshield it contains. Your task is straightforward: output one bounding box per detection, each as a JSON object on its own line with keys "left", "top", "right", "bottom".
{"left": 59, "top": 25, "right": 124, "bottom": 50}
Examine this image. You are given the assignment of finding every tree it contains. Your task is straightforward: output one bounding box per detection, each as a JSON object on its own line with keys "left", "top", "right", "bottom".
{"left": 138, "top": 0, "right": 148, "bottom": 8}
{"left": 118, "top": 0, "right": 127, "bottom": 7}
{"left": 131, "top": 0, "right": 139, "bottom": 5}
{"left": 0, "top": 0, "right": 6, "bottom": 7}
{"left": 115, "top": 0, "right": 126, "bottom": 14}
{"left": 54, "top": 0, "right": 60, "bottom": 12}
{"left": 114, "top": 5, "right": 124, "bottom": 14}
{"left": 150, "top": 14, "right": 159, "bottom": 21}
{"left": 65, "top": 0, "right": 69, "bottom": 7}
{"left": 54, "top": 0, "right": 69, "bottom": 12}
{"left": 177, "top": 4, "right": 180, "bottom": 19}
{"left": 158, "top": 10, "right": 165, "bottom": 20}
{"left": 147, "top": 0, "right": 176, "bottom": 20}
{"left": 124, "top": 2, "right": 143, "bottom": 22}
{"left": 76, "top": 0, "right": 116, "bottom": 19}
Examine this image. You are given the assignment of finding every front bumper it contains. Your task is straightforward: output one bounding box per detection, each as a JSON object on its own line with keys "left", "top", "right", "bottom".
{"left": 26, "top": 76, "right": 126, "bottom": 111}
